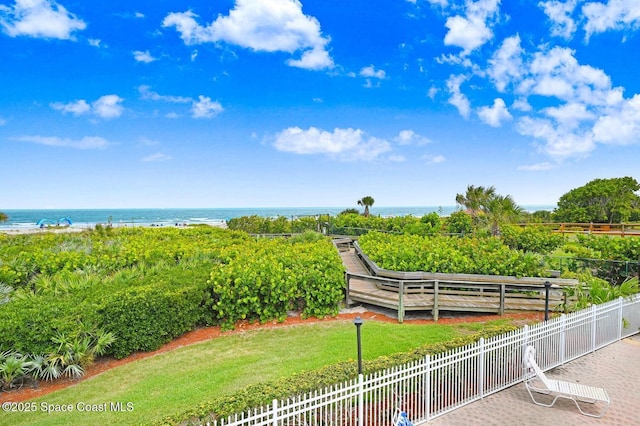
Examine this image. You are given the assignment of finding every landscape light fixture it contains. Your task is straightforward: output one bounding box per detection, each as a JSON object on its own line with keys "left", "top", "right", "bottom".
{"left": 354, "top": 316, "right": 364, "bottom": 375}
{"left": 544, "top": 281, "right": 551, "bottom": 321}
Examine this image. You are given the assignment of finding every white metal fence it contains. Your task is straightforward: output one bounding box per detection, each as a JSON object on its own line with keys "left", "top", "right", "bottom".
{"left": 212, "top": 295, "right": 640, "bottom": 426}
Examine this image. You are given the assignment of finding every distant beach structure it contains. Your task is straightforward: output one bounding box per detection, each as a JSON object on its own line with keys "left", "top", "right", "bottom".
{"left": 36, "top": 217, "right": 73, "bottom": 228}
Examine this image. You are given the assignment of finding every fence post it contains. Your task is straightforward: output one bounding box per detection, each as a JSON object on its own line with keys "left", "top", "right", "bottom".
{"left": 398, "top": 281, "right": 405, "bottom": 324}
{"left": 358, "top": 374, "right": 364, "bottom": 426}
{"left": 618, "top": 297, "right": 624, "bottom": 340}
{"left": 521, "top": 324, "right": 530, "bottom": 381}
{"left": 591, "top": 304, "right": 597, "bottom": 353}
{"left": 433, "top": 281, "right": 439, "bottom": 322}
{"left": 478, "top": 337, "right": 485, "bottom": 399}
{"left": 272, "top": 399, "right": 278, "bottom": 426}
{"left": 560, "top": 314, "right": 566, "bottom": 365}
{"left": 425, "top": 354, "right": 431, "bottom": 421}
{"left": 345, "top": 273, "right": 351, "bottom": 307}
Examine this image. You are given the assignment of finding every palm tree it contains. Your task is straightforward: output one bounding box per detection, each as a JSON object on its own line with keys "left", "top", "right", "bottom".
{"left": 455, "top": 185, "right": 496, "bottom": 219}
{"left": 485, "top": 195, "right": 523, "bottom": 236}
{"left": 0, "top": 212, "right": 7, "bottom": 223}
{"left": 357, "top": 196, "right": 375, "bottom": 217}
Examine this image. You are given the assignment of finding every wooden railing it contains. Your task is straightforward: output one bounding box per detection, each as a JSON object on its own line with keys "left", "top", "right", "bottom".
{"left": 515, "top": 222, "right": 640, "bottom": 237}
{"left": 347, "top": 242, "right": 578, "bottom": 322}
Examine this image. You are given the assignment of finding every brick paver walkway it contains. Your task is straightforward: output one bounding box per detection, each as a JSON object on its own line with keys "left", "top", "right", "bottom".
{"left": 425, "top": 334, "right": 640, "bottom": 425}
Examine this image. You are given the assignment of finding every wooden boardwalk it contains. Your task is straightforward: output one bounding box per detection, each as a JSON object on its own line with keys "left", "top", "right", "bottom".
{"left": 336, "top": 240, "right": 574, "bottom": 323}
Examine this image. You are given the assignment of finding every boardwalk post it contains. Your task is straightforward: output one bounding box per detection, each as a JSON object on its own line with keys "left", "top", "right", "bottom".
{"left": 432, "top": 281, "right": 439, "bottom": 322}
{"left": 544, "top": 281, "right": 551, "bottom": 321}
{"left": 398, "top": 281, "right": 405, "bottom": 323}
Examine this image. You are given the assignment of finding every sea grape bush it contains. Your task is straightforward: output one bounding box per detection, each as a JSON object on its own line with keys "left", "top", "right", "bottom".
{"left": 576, "top": 234, "right": 640, "bottom": 261}
{"left": 227, "top": 213, "right": 449, "bottom": 236}
{"left": 358, "top": 232, "right": 545, "bottom": 277}
{"left": 499, "top": 225, "right": 565, "bottom": 254}
{"left": 0, "top": 227, "right": 345, "bottom": 360}
{"left": 208, "top": 236, "right": 345, "bottom": 330}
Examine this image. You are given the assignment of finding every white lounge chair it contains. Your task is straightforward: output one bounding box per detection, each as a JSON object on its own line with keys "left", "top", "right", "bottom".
{"left": 523, "top": 345, "right": 610, "bottom": 418}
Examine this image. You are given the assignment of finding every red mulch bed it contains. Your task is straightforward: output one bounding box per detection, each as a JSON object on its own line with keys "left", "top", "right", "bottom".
{"left": 0, "top": 311, "right": 542, "bottom": 403}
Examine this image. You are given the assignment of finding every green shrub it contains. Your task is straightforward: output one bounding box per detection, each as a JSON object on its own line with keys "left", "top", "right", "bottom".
{"left": 208, "top": 238, "right": 344, "bottom": 330}
{"left": 500, "top": 225, "right": 565, "bottom": 254}
{"left": 358, "top": 232, "right": 546, "bottom": 277}
{"left": 445, "top": 211, "right": 473, "bottom": 235}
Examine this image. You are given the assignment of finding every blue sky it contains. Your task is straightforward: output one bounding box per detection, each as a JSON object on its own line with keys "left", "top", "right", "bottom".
{"left": 1, "top": 0, "right": 639, "bottom": 209}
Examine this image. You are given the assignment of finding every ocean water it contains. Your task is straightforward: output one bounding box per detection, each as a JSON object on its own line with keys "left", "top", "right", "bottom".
{"left": 0, "top": 205, "right": 554, "bottom": 230}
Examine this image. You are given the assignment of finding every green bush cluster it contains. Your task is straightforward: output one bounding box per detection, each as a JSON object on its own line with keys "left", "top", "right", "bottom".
{"left": 500, "top": 225, "right": 566, "bottom": 254}
{"left": 560, "top": 272, "right": 639, "bottom": 311}
{"left": 555, "top": 235, "right": 640, "bottom": 284}
{"left": 358, "top": 232, "right": 546, "bottom": 277}
{"left": 227, "top": 215, "right": 293, "bottom": 234}
{"left": 0, "top": 228, "right": 346, "bottom": 362}
{"left": 331, "top": 213, "right": 443, "bottom": 236}
{"left": 153, "top": 324, "right": 517, "bottom": 425}
{"left": 209, "top": 236, "right": 345, "bottom": 330}
{"left": 576, "top": 234, "right": 640, "bottom": 261}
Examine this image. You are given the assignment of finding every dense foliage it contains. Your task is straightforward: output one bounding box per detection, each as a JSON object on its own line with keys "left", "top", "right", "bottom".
{"left": 553, "top": 176, "right": 640, "bottom": 223}
{"left": 0, "top": 228, "right": 345, "bottom": 363}
{"left": 499, "top": 225, "right": 566, "bottom": 254}
{"left": 208, "top": 234, "right": 345, "bottom": 330}
{"left": 357, "top": 232, "right": 546, "bottom": 277}
{"left": 556, "top": 234, "right": 640, "bottom": 284}
{"left": 226, "top": 212, "right": 450, "bottom": 236}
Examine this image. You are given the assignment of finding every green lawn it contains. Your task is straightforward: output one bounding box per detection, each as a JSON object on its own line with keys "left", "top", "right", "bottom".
{"left": 0, "top": 319, "right": 511, "bottom": 426}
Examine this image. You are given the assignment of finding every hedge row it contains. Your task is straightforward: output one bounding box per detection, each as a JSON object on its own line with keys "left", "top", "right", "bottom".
{"left": 358, "top": 232, "right": 546, "bottom": 277}
{"left": 0, "top": 229, "right": 345, "bottom": 359}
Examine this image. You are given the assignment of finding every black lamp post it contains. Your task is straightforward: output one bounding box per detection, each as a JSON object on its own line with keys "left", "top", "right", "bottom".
{"left": 544, "top": 281, "right": 551, "bottom": 321}
{"left": 354, "top": 316, "right": 364, "bottom": 375}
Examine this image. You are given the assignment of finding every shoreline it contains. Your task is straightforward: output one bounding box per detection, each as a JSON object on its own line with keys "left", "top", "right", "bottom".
{"left": 0, "top": 221, "right": 228, "bottom": 235}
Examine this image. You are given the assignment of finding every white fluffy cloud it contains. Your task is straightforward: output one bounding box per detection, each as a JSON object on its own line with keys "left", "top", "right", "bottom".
{"left": 273, "top": 127, "right": 391, "bottom": 161}
{"left": 360, "top": 65, "right": 386, "bottom": 79}
{"left": 51, "top": 95, "right": 124, "bottom": 119}
{"left": 359, "top": 65, "right": 386, "bottom": 88}
{"left": 517, "top": 117, "right": 595, "bottom": 159}
{"left": 592, "top": 94, "right": 640, "bottom": 145}
{"left": 477, "top": 98, "right": 512, "bottom": 127}
{"left": 14, "top": 135, "right": 110, "bottom": 149}
{"left": 139, "top": 86, "right": 223, "bottom": 119}
{"left": 479, "top": 38, "right": 639, "bottom": 160}
{"left": 446, "top": 74, "right": 471, "bottom": 118}
{"left": 583, "top": 0, "right": 640, "bottom": 39}
{"left": 133, "top": 50, "right": 157, "bottom": 63}
{"left": 539, "top": 0, "right": 578, "bottom": 39}
{"left": 92, "top": 95, "right": 124, "bottom": 119}
{"left": 443, "top": 0, "right": 500, "bottom": 54}
{"left": 191, "top": 96, "right": 224, "bottom": 119}
{"left": 488, "top": 35, "right": 523, "bottom": 92}
{"left": 394, "top": 130, "right": 432, "bottom": 145}
{"left": 138, "top": 85, "right": 191, "bottom": 104}
{"left": 162, "top": 0, "right": 333, "bottom": 70}
{"left": 0, "top": 0, "right": 85, "bottom": 39}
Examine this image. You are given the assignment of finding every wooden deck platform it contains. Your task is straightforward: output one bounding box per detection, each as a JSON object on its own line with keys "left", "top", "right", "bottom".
{"left": 337, "top": 241, "right": 576, "bottom": 323}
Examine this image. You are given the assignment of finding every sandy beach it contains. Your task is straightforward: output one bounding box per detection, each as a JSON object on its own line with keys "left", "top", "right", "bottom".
{"left": 0, "top": 222, "right": 227, "bottom": 235}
